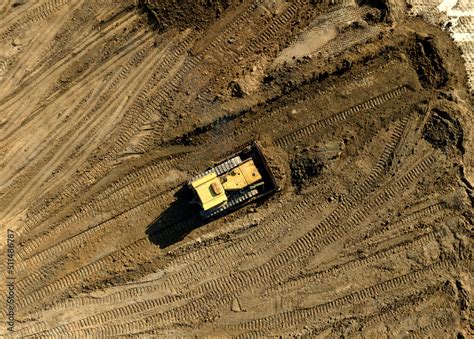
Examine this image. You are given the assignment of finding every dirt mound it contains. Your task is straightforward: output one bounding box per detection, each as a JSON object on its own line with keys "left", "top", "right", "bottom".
{"left": 423, "top": 108, "right": 464, "bottom": 153}
{"left": 290, "top": 149, "right": 324, "bottom": 190}
{"left": 409, "top": 34, "right": 449, "bottom": 88}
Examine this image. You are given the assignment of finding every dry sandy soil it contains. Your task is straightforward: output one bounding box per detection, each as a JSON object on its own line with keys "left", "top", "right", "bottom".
{"left": 0, "top": 0, "right": 472, "bottom": 337}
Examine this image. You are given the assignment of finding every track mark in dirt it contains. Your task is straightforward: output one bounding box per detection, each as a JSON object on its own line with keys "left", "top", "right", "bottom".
{"left": 1, "top": 0, "right": 471, "bottom": 337}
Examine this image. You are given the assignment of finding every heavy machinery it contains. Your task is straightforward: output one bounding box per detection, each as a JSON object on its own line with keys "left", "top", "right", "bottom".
{"left": 188, "top": 142, "right": 278, "bottom": 219}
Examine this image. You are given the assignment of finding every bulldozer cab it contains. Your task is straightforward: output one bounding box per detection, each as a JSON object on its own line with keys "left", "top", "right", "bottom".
{"left": 190, "top": 172, "right": 228, "bottom": 211}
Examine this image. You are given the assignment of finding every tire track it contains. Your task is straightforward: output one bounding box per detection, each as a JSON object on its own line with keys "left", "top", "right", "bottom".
{"left": 0, "top": 6, "right": 137, "bottom": 117}
{"left": 2, "top": 25, "right": 154, "bottom": 157}
{"left": 36, "top": 11, "right": 141, "bottom": 94}
{"left": 318, "top": 25, "right": 382, "bottom": 59}
{"left": 274, "top": 86, "right": 409, "bottom": 147}
{"left": 235, "top": 331, "right": 263, "bottom": 339}
{"left": 308, "top": 5, "right": 362, "bottom": 30}
{"left": 15, "top": 187, "right": 177, "bottom": 289}
{"left": 45, "top": 258, "right": 453, "bottom": 337}
{"left": 180, "top": 60, "right": 408, "bottom": 183}
{"left": 27, "top": 205, "right": 274, "bottom": 312}
{"left": 17, "top": 154, "right": 183, "bottom": 259}
{"left": 1, "top": 3, "right": 465, "bottom": 337}
{"left": 0, "top": 0, "right": 86, "bottom": 119}
{"left": 15, "top": 31, "right": 196, "bottom": 236}
{"left": 15, "top": 236, "right": 157, "bottom": 310}
{"left": 16, "top": 207, "right": 195, "bottom": 318}
{"left": 0, "top": 15, "right": 147, "bottom": 142}
{"left": 11, "top": 114, "right": 405, "bottom": 275}
{"left": 0, "top": 0, "right": 71, "bottom": 42}
{"left": 11, "top": 320, "right": 49, "bottom": 339}
{"left": 47, "top": 89, "right": 408, "bottom": 273}
{"left": 19, "top": 177, "right": 332, "bottom": 313}
{"left": 265, "top": 230, "right": 442, "bottom": 297}
{"left": 136, "top": 0, "right": 285, "bottom": 145}
{"left": 120, "top": 151, "right": 439, "bottom": 331}
{"left": 0, "top": 8, "right": 67, "bottom": 95}
{"left": 302, "top": 282, "right": 446, "bottom": 336}
{"left": 12, "top": 3, "right": 396, "bottom": 266}
{"left": 345, "top": 202, "right": 446, "bottom": 253}
{"left": 139, "top": 53, "right": 204, "bottom": 137}
{"left": 0, "top": 1, "right": 34, "bottom": 27}
{"left": 296, "top": 152, "right": 438, "bottom": 264}
{"left": 208, "top": 60, "right": 402, "bottom": 148}
{"left": 360, "top": 290, "right": 439, "bottom": 331}
{"left": 407, "top": 317, "right": 455, "bottom": 338}
{"left": 0, "top": 91, "right": 96, "bottom": 209}
{"left": 237, "top": 0, "right": 307, "bottom": 59}
{"left": 162, "top": 198, "right": 331, "bottom": 291}
{"left": 191, "top": 0, "right": 309, "bottom": 107}
{"left": 1, "top": 32, "right": 155, "bottom": 211}
{"left": 0, "top": 58, "right": 7, "bottom": 75}
{"left": 137, "top": 0, "right": 271, "bottom": 144}
{"left": 197, "top": 0, "right": 264, "bottom": 56}
{"left": 29, "top": 118, "right": 414, "bottom": 334}
{"left": 229, "top": 259, "right": 453, "bottom": 331}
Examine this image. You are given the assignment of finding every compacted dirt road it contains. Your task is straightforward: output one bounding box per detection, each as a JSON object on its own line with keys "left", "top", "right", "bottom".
{"left": 0, "top": 0, "right": 472, "bottom": 337}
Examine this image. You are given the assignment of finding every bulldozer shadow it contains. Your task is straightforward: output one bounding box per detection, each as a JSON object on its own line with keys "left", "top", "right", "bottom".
{"left": 145, "top": 186, "right": 205, "bottom": 248}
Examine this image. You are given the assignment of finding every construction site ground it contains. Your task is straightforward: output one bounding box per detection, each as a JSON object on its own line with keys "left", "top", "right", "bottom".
{"left": 0, "top": 0, "right": 472, "bottom": 337}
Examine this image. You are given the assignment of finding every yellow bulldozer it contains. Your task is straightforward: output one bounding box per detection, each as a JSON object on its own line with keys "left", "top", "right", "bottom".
{"left": 188, "top": 142, "right": 278, "bottom": 219}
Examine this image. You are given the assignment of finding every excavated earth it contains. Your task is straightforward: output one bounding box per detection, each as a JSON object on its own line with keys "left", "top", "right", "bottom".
{"left": 0, "top": 0, "right": 472, "bottom": 337}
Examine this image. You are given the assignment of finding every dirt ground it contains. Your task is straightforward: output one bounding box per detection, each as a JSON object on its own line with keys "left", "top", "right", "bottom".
{"left": 0, "top": 0, "right": 472, "bottom": 337}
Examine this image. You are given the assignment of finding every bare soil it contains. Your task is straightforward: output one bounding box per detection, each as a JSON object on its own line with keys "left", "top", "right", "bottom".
{"left": 0, "top": 0, "right": 472, "bottom": 337}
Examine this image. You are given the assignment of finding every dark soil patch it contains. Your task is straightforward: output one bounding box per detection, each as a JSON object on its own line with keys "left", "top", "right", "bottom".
{"left": 423, "top": 108, "right": 464, "bottom": 153}
{"left": 290, "top": 150, "right": 324, "bottom": 190}
{"left": 139, "top": 0, "right": 236, "bottom": 31}
{"left": 409, "top": 35, "right": 448, "bottom": 88}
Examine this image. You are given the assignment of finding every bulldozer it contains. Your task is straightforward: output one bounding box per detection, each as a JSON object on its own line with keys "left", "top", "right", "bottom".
{"left": 188, "top": 142, "right": 278, "bottom": 219}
